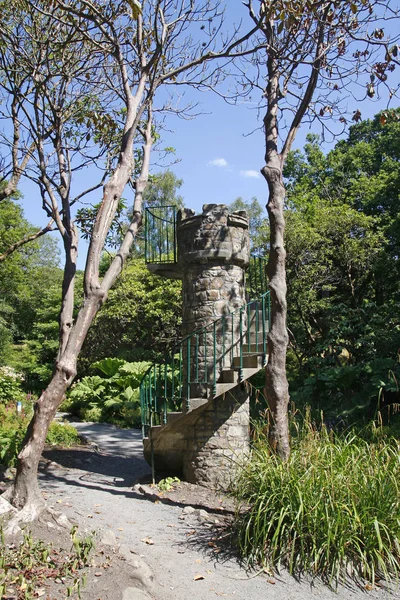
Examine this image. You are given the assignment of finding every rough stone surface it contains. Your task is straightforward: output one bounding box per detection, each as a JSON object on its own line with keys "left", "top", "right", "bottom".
{"left": 144, "top": 204, "right": 251, "bottom": 489}
{"left": 100, "top": 528, "right": 118, "bottom": 547}
{"left": 119, "top": 544, "right": 155, "bottom": 592}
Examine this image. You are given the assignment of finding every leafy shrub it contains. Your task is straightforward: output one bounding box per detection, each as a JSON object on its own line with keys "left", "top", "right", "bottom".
{"left": 78, "top": 405, "right": 103, "bottom": 423}
{"left": 0, "top": 403, "right": 80, "bottom": 466}
{"left": 46, "top": 421, "right": 81, "bottom": 446}
{"left": 0, "top": 366, "right": 25, "bottom": 405}
{"left": 234, "top": 415, "right": 400, "bottom": 585}
{"left": 67, "top": 359, "right": 151, "bottom": 427}
{"left": 0, "top": 404, "right": 28, "bottom": 467}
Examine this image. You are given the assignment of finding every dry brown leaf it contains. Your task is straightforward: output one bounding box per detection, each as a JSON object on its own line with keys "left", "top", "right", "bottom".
{"left": 141, "top": 536, "right": 154, "bottom": 545}
{"left": 193, "top": 574, "right": 205, "bottom": 581}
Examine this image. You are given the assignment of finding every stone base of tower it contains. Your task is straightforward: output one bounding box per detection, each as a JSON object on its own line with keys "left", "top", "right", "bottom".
{"left": 143, "top": 387, "right": 250, "bottom": 490}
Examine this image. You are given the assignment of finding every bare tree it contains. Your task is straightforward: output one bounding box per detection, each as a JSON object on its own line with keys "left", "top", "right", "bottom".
{"left": 0, "top": 0, "right": 258, "bottom": 525}
{"left": 241, "top": 0, "right": 399, "bottom": 459}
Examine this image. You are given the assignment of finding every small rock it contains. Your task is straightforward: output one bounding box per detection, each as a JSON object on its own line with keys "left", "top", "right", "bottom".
{"left": 122, "top": 587, "right": 152, "bottom": 600}
{"left": 100, "top": 529, "right": 118, "bottom": 547}
{"left": 182, "top": 506, "right": 195, "bottom": 516}
{"left": 119, "top": 550, "right": 154, "bottom": 590}
{"left": 196, "top": 509, "right": 209, "bottom": 521}
{"left": 118, "top": 544, "right": 132, "bottom": 560}
{"left": 53, "top": 513, "right": 72, "bottom": 529}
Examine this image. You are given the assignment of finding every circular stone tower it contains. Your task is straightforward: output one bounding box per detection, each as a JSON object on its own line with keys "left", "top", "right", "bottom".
{"left": 177, "top": 204, "right": 251, "bottom": 487}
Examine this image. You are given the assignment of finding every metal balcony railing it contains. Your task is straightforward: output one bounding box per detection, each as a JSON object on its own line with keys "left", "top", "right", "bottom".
{"left": 144, "top": 205, "right": 177, "bottom": 265}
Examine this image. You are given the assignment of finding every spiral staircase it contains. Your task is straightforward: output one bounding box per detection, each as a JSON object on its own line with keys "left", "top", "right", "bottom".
{"left": 139, "top": 205, "right": 269, "bottom": 483}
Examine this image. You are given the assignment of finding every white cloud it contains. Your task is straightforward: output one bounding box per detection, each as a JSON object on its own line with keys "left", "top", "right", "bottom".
{"left": 240, "top": 169, "right": 260, "bottom": 179}
{"left": 208, "top": 157, "right": 228, "bottom": 168}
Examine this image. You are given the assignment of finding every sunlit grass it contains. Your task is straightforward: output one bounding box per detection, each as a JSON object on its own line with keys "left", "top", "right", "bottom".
{"left": 233, "top": 416, "right": 400, "bottom": 585}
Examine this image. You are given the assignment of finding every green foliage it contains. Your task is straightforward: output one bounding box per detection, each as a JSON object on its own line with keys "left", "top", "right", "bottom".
{"left": 157, "top": 476, "right": 180, "bottom": 491}
{"left": 234, "top": 415, "right": 400, "bottom": 585}
{"left": 46, "top": 421, "right": 81, "bottom": 447}
{"left": 281, "top": 112, "right": 400, "bottom": 421}
{"left": 68, "top": 359, "right": 151, "bottom": 427}
{"left": 0, "top": 199, "right": 61, "bottom": 346}
{"left": 80, "top": 258, "right": 181, "bottom": 369}
{"left": 0, "top": 404, "right": 28, "bottom": 467}
{"left": 0, "top": 367, "right": 25, "bottom": 404}
{"left": 0, "top": 399, "right": 80, "bottom": 466}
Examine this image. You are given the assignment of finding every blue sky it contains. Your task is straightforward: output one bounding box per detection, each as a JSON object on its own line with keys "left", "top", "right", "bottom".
{"left": 18, "top": 85, "right": 397, "bottom": 270}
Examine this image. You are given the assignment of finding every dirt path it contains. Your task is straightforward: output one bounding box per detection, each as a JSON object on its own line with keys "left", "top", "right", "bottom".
{"left": 38, "top": 420, "right": 399, "bottom": 600}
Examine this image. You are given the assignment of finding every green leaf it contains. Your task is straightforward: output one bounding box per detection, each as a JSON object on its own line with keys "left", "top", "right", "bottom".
{"left": 127, "top": 0, "right": 142, "bottom": 18}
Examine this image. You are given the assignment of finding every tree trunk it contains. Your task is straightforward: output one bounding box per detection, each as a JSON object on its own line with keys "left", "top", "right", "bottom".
{"left": 4, "top": 364, "right": 75, "bottom": 511}
{"left": 262, "top": 163, "right": 290, "bottom": 461}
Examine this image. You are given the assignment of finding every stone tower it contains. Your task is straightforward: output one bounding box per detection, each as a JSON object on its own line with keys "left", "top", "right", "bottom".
{"left": 144, "top": 204, "right": 253, "bottom": 488}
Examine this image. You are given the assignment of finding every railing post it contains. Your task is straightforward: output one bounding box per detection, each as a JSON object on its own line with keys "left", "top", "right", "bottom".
{"left": 213, "top": 321, "right": 217, "bottom": 397}
{"left": 171, "top": 352, "right": 175, "bottom": 404}
{"left": 239, "top": 307, "right": 244, "bottom": 382}
{"left": 179, "top": 345, "right": 183, "bottom": 401}
{"left": 262, "top": 293, "right": 267, "bottom": 366}
{"left": 186, "top": 337, "right": 191, "bottom": 412}
{"left": 163, "top": 359, "right": 168, "bottom": 424}
{"left": 195, "top": 333, "right": 199, "bottom": 382}
{"left": 204, "top": 328, "right": 208, "bottom": 384}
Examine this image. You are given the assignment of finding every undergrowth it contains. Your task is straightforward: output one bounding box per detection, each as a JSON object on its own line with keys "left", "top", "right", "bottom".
{"left": 233, "top": 414, "right": 400, "bottom": 586}
{"left": 0, "top": 526, "right": 94, "bottom": 599}
{"left": 0, "top": 403, "right": 80, "bottom": 468}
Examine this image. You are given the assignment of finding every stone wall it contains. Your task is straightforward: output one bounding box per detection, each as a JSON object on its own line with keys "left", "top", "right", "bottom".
{"left": 143, "top": 386, "right": 250, "bottom": 488}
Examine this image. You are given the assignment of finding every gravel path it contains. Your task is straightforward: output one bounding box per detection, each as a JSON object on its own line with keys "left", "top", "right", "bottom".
{"left": 38, "top": 420, "right": 399, "bottom": 600}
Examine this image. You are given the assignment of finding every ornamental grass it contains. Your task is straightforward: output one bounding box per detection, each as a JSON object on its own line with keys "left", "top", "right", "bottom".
{"left": 234, "top": 416, "right": 400, "bottom": 585}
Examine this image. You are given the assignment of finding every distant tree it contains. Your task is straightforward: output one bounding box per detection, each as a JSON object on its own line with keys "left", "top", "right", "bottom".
{"left": 0, "top": 199, "right": 60, "bottom": 357}
{"left": 229, "top": 196, "right": 268, "bottom": 251}
{"left": 80, "top": 258, "right": 181, "bottom": 370}
{"left": 241, "top": 0, "right": 399, "bottom": 459}
{"left": 282, "top": 112, "right": 400, "bottom": 420}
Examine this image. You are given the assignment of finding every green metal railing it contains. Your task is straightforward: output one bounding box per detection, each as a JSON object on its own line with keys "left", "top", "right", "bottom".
{"left": 140, "top": 291, "right": 270, "bottom": 437}
{"left": 247, "top": 254, "right": 268, "bottom": 299}
{"left": 144, "top": 206, "right": 268, "bottom": 298}
{"left": 145, "top": 205, "right": 177, "bottom": 264}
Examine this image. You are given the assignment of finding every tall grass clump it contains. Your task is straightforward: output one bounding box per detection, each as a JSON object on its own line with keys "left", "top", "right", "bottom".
{"left": 234, "top": 415, "right": 400, "bottom": 585}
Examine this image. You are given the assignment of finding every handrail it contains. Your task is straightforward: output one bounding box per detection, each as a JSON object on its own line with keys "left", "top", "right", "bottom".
{"left": 140, "top": 291, "right": 270, "bottom": 437}
{"left": 144, "top": 205, "right": 177, "bottom": 265}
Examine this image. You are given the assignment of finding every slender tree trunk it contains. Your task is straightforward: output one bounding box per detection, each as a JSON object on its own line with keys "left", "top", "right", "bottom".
{"left": 4, "top": 109, "right": 152, "bottom": 514}
{"left": 4, "top": 364, "right": 74, "bottom": 511}
{"left": 262, "top": 162, "right": 290, "bottom": 461}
